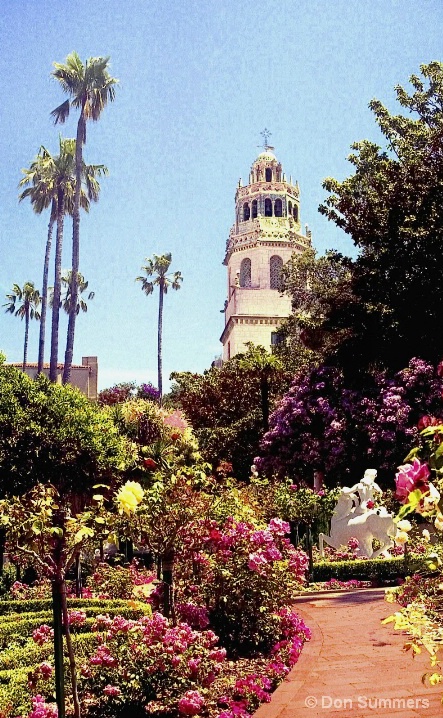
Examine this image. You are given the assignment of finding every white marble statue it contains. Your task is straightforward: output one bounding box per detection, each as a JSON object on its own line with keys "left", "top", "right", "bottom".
{"left": 318, "top": 469, "right": 396, "bottom": 559}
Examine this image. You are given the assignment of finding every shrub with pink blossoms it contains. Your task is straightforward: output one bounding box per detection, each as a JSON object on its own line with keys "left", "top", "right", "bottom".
{"left": 79, "top": 611, "right": 227, "bottom": 718}
{"left": 178, "top": 690, "right": 205, "bottom": 715}
{"left": 26, "top": 694, "right": 57, "bottom": 718}
{"left": 190, "top": 517, "right": 308, "bottom": 655}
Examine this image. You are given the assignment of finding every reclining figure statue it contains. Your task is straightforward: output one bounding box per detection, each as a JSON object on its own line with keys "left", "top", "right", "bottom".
{"left": 318, "top": 469, "right": 397, "bottom": 559}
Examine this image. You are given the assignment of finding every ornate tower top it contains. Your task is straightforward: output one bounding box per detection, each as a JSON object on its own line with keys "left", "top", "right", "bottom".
{"left": 220, "top": 141, "right": 312, "bottom": 361}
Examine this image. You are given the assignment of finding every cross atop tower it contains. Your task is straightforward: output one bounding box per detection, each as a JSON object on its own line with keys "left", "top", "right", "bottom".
{"left": 260, "top": 128, "right": 272, "bottom": 151}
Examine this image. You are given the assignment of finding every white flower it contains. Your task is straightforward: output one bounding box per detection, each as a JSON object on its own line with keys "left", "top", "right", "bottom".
{"left": 422, "top": 529, "right": 431, "bottom": 542}
{"left": 418, "top": 482, "right": 441, "bottom": 515}
{"left": 395, "top": 531, "right": 409, "bottom": 545}
{"left": 434, "top": 514, "right": 443, "bottom": 532}
{"left": 397, "top": 519, "right": 412, "bottom": 532}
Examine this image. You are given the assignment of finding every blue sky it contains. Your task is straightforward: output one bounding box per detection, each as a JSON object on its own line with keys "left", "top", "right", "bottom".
{"left": 0, "top": 0, "right": 442, "bottom": 390}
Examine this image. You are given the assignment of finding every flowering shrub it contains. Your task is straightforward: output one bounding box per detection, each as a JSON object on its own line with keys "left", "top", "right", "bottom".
{"left": 27, "top": 694, "right": 58, "bottom": 718}
{"left": 78, "top": 612, "right": 227, "bottom": 717}
{"left": 137, "top": 382, "right": 161, "bottom": 403}
{"left": 321, "top": 579, "right": 369, "bottom": 590}
{"left": 256, "top": 359, "right": 443, "bottom": 484}
{"left": 176, "top": 517, "right": 308, "bottom": 656}
{"left": 10, "top": 580, "right": 51, "bottom": 600}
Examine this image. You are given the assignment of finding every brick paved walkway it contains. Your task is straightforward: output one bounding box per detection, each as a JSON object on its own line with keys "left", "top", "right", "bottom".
{"left": 255, "top": 588, "right": 442, "bottom": 718}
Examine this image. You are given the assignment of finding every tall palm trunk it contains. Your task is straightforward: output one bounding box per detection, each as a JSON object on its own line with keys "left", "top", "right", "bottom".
{"left": 158, "top": 279, "right": 164, "bottom": 401}
{"left": 23, "top": 305, "right": 30, "bottom": 372}
{"left": 38, "top": 211, "right": 55, "bottom": 373}
{"left": 50, "top": 189, "right": 65, "bottom": 382}
{"left": 63, "top": 113, "right": 85, "bottom": 385}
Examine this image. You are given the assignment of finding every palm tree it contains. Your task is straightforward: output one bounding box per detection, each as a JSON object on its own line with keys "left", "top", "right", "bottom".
{"left": 21, "top": 139, "right": 107, "bottom": 382}
{"left": 19, "top": 149, "right": 57, "bottom": 374}
{"left": 51, "top": 271, "right": 95, "bottom": 315}
{"left": 136, "top": 254, "right": 183, "bottom": 400}
{"left": 238, "top": 343, "right": 283, "bottom": 431}
{"left": 51, "top": 52, "right": 118, "bottom": 385}
{"left": 3, "top": 282, "right": 41, "bottom": 371}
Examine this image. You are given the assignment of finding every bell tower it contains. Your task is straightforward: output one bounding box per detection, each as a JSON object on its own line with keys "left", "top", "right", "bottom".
{"left": 220, "top": 137, "right": 312, "bottom": 360}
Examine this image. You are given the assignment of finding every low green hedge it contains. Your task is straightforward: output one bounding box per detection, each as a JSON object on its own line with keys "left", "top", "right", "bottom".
{"left": 312, "top": 556, "right": 427, "bottom": 582}
{"left": 0, "top": 597, "right": 150, "bottom": 614}
{"left": 0, "top": 597, "right": 152, "bottom": 716}
{"left": 0, "top": 632, "right": 98, "bottom": 671}
{"left": 0, "top": 667, "right": 33, "bottom": 718}
{"left": 0, "top": 602, "right": 151, "bottom": 648}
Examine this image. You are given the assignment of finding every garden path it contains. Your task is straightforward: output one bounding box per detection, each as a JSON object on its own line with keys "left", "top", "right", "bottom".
{"left": 255, "top": 588, "right": 442, "bottom": 718}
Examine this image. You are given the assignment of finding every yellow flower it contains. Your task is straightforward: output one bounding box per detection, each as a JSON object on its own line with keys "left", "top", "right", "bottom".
{"left": 396, "top": 530, "right": 409, "bottom": 545}
{"left": 428, "top": 673, "right": 442, "bottom": 686}
{"left": 116, "top": 481, "right": 144, "bottom": 516}
{"left": 435, "top": 514, "right": 443, "bottom": 531}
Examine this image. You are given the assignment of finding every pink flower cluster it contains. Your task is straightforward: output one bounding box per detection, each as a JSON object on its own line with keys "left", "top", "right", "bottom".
{"left": 178, "top": 690, "right": 205, "bottom": 715}
{"left": 395, "top": 458, "right": 430, "bottom": 503}
{"left": 176, "top": 602, "right": 210, "bottom": 629}
{"left": 26, "top": 695, "right": 57, "bottom": 718}
{"left": 80, "top": 611, "right": 226, "bottom": 715}
{"left": 89, "top": 644, "right": 119, "bottom": 668}
{"left": 65, "top": 609, "right": 86, "bottom": 627}
{"left": 32, "top": 625, "right": 54, "bottom": 646}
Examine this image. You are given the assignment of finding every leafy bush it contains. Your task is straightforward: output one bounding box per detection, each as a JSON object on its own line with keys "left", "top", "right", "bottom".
{"left": 0, "top": 366, "right": 131, "bottom": 496}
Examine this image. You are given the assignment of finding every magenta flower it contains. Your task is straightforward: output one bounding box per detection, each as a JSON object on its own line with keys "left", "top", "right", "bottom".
{"left": 178, "top": 690, "right": 205, "bottom": 716}
{"left": 104, "top": 685, "right": 122, "bottom": 697}
{"left": 395, "top": 458, "right": 430, "bottom": 503}
{"left": 268, "top": 518, "right": 290, "bottom": 536}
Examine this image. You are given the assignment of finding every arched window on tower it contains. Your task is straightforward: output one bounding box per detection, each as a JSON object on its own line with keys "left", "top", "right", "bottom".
{"left": 270, "top": 255, "right": 283, "bottom": 290}
{"left": 274, "top": 198, "right": 282, "bottom": 217}
{"left": 243, "top": 203, "right": 250, "bottom": 221}
{"left": 240, "top": 258, "right": 252, "bottom": 287}
{"left": 264, "top": 198, "right": 272, "bottom": 217}
{"left": 293, "top": 204, "right": 299, "bottom": 222}
{"left": 265, "top": 167, "right": 272, "bottom": 182}
{"left": 252, "top": 199, "right": 258, "bottom": 219}
{"left": 288, "top": 201, "right": 292, "bottom": 217}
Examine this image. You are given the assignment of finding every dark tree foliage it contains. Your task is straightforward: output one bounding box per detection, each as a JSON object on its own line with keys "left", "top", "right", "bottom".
{"left": 0, "top": 365, "right": 128, "bottom": 497}
{"left": 316, "top": 62, "right": 443, "bottom": 376}
{"left": 169, "top": 347, "right": 289, "bottom": 480}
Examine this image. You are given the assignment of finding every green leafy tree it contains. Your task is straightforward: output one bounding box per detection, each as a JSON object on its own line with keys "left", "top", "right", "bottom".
{"left": 136, "top": 253, "right": 183, "bottom": 401}
{"left": 278, "top": 248, "right": 355, "bottom": 370}
{"left": 0, "top": 364, "right": 132, "bottom": 498}
{"left": 51, "top": 52, "right": 118, "bottom": 385}
{"left": 3, "top": 282, "right": 40, "bottom": 370}
{"left": 319, "top": 61, "right": 443, "bottom": 375}
{"left": 238, "top": 343, "right": 283, "bottom": 430}
{"left": 169, "top": 345, "right": 290, "bottom": 479}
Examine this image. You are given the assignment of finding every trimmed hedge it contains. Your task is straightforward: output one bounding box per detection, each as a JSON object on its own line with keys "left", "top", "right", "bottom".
{"left": 0, "top": 597, "right": 152, "bottom": 716}
{"left": 0, "top": 601, "right": 151, "bottom": 648}
{"left": 0, "top": 667, "right": 33, "bottom": 718}
{"left": 312, "top": 556, "right": 428, "bottom": 582}
{"left": 0, "top": 597, "right": 149, "bottom": 615}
